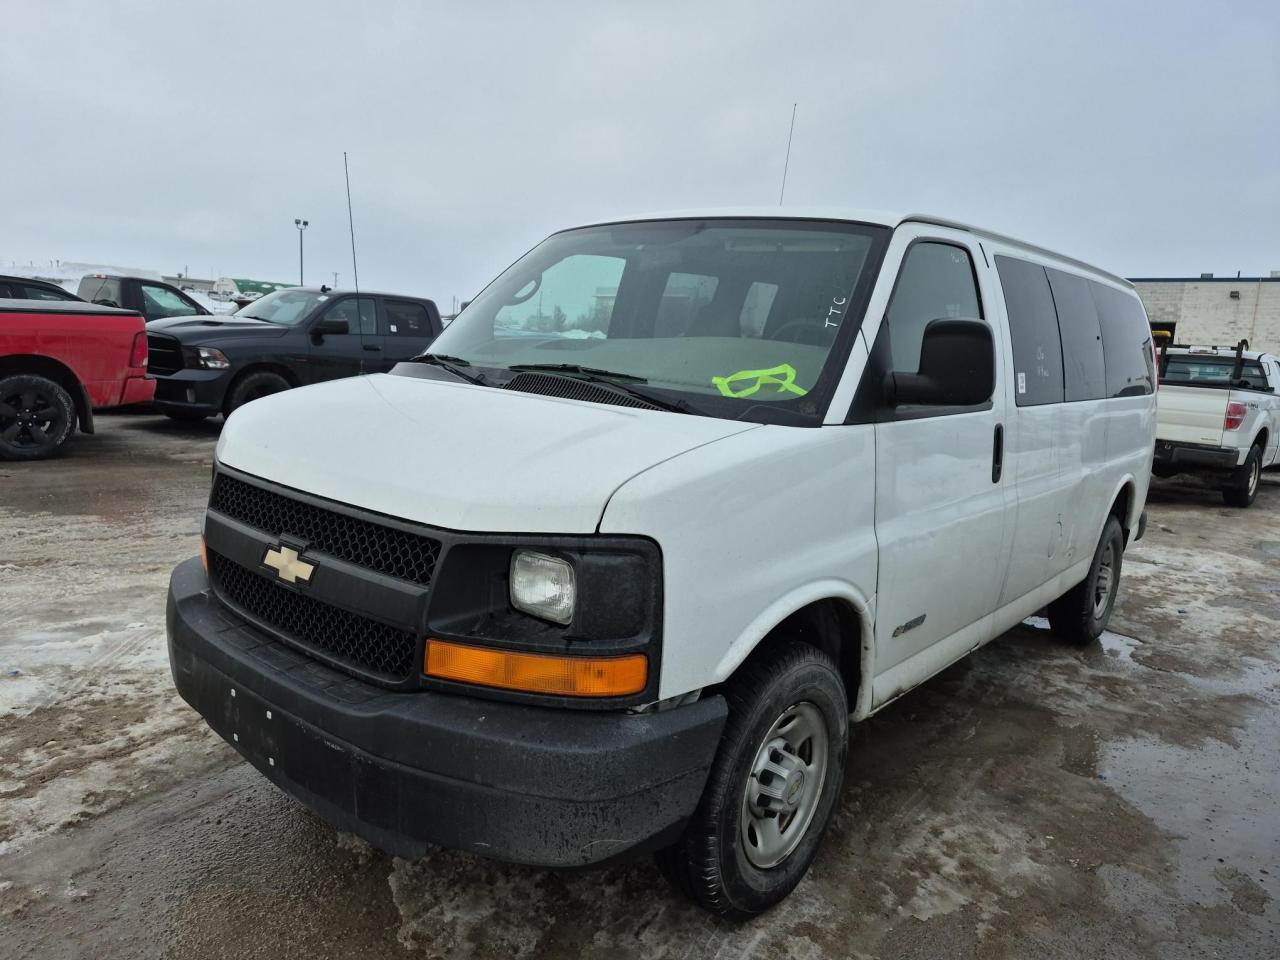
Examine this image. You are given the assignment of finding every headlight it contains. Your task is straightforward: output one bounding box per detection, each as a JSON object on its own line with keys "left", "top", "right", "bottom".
{"left": 510, "top": 550, "right": 575, "bottom": 625}
{"left": 196, "top": 347, "right": 230, "bottom": 369}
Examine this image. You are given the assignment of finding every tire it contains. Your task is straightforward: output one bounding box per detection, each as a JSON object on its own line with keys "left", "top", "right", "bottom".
{"left": 655, "top": 641, "right": 848, "bottom": 919}
{"left": 1047, "top": 514, "right": 1125, "bottom": 645}
{"left": 225, "top": 370, "right": 290, "bottom": 414}
{"left": 1222, "top": 444, "right": 1262, "bottom": 508}
{"left": 162, "top": 409, "right": 211, "bottom": 422}
{"left": 0, "top": 374, "right": 77, "bottom": 461}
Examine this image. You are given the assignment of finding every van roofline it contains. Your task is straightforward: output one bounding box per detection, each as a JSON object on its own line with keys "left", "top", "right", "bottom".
{"left": 562, "top": 207, "right": 1134, "bottom": 291}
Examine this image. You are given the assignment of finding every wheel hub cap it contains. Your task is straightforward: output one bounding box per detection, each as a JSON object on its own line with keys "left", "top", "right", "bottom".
{"left": 740, "top": 701, "right": 829, "bottom": 869}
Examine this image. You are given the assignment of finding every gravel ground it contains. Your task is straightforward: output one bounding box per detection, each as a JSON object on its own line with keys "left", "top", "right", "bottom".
{"left": 1, "top": 411, "right": 1278, "bottom": 959}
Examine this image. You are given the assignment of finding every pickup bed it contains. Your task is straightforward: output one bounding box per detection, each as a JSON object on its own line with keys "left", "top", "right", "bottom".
{"left": 1155, "top": 345, "right": 1280, "bottom": 506}
{"left": 0, "top": 299, "right": 153, "bottom": 460}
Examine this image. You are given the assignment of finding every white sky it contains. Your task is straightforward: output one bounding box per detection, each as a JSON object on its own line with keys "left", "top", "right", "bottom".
{"left": 2, "top": 1, "right": 1277, "bottom": 306}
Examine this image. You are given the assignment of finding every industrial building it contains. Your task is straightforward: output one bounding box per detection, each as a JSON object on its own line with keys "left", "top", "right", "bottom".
{"left": 1132, "top": 274, "right": 1280, "bottom": 353}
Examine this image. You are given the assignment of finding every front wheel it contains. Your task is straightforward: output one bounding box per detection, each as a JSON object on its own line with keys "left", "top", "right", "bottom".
{"left": 225, "top": 370, "right": 290, "bottom": 415}
{"left": 1047, "top": 514, "right": 1125, "bottom": 644}
{"left": 656, "top": 641, "right": 848, "bottom": 919}
{"left": 0, "top": 374, "right": 77, "bottom": 461}
{"left": 1222, "top": 444, "right": 1262, "bottom": 508}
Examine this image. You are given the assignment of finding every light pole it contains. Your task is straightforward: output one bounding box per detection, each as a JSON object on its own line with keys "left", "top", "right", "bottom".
{"left": 294, "top": 218, "right": 309, "bottom": 285}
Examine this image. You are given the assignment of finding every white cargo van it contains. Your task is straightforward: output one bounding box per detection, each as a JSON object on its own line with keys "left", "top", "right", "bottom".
{"left": 166, "top": 210, "right": 1157, "bottom": 918}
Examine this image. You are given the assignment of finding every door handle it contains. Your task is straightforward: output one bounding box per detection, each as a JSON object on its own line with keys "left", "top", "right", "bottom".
{"left": 363, "top": 344, "right": 382, "bottom": 352}
{"left": 992, "top": 423, "right": 1004, "bottom": 483}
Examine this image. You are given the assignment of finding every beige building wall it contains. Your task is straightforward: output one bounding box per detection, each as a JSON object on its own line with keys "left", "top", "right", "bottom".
{"left": 1132, "top": 278, "right": 1280, "bottom": 353}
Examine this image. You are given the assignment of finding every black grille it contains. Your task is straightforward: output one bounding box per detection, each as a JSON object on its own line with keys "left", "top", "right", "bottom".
{"left": 210, "top": 474, "right": 440, "bottom": 585}
{"left": 146, "top": 334, "right": 184, "bottom": 376}
{"left": 502, "top": 373, "right": 662, "bottom": 410}
{"left": 209, "top": 551, "right": 417, "bottom": 679}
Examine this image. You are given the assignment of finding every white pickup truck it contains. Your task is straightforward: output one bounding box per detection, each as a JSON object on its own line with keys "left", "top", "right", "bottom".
{"left": 1154, "top": 342, "right": 1280, "bottom": 507}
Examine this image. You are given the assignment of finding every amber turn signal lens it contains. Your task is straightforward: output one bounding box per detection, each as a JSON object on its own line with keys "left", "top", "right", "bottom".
{"left": 200, "top": 535, "right": 208, "bottom": 570}
{"left": 425, "top": 640, "right": 647, "bottom": 697}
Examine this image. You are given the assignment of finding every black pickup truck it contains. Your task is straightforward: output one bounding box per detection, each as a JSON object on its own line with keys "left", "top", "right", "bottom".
{"left": 146, "top": 287, "right": 442, "bottom": 420}
{"left": 78, "top": 274, "right": 213, "bottom": 323}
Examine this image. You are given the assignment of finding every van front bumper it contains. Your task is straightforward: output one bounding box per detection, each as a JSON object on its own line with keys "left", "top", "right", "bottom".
{"left": 166, "top": 557, "right": 725, "bottom": 867}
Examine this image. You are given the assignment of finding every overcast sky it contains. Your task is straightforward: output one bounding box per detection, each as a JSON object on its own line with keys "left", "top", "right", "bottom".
{"left": 3, "top": 1, "right": 1277, "bottom": 304}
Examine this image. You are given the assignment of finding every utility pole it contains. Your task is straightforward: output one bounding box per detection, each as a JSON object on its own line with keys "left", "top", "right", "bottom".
{"left": 294, "top": 218, "right": 309, "bottom": 285}
{"left": 332, "top": 271, "right": 339, "bottom": 288}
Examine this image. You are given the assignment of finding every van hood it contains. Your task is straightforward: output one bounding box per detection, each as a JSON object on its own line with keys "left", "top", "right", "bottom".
{"left": 147, "top": 315, "right": 289, "bottom": 343}
{"left": 215, "top": 373, "right": 759, "bottom": 533}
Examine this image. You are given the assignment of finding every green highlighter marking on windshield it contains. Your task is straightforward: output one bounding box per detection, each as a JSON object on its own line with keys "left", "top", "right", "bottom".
{"left": 712, "top": 363, "right": 809, "bottom": 399}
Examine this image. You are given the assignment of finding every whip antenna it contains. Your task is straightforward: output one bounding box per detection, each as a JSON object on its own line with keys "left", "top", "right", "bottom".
{"left": 778, "top": 103, "right": 797, "bottom": 205}
{"left": 344, "top": 151, "right": 360, "bottom": 294}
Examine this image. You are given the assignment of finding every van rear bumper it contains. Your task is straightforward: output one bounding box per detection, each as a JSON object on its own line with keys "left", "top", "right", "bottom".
{"left": 1154, "top": 439, "right": 1240, "bottom": 471}
{"left": 165, "top": 557, "right": 725, "bottom": 867}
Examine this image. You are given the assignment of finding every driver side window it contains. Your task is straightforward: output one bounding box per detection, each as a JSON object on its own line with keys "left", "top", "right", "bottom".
{"left": 884, "top": 242, "right": 982, "bottom": 372}
{"left": 321, "top": 297, "right": 377, "bottom": 335}
{"left": 494, "top": 254, "right": 624, "bottom": 339}
{"left": 140, "top": 283, "right": 200, "bottom": 319}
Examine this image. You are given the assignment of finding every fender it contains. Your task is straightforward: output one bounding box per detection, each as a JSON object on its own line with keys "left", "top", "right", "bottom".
{"left": 1100, "top": 472, "right": 1139, "bottom": 539}
{"left": 710, "top": 579, "right": 878, "bottom": 720}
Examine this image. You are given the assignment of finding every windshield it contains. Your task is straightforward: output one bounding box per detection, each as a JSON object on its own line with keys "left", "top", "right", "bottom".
{"left": 1163, "top": 355, "right": 1270, "bottom": 390}
{"left": 426, "top": 219, "right": 888, "bottom": 421}
{"left": 237, "top": 288, "right": 331, "bottom": 325}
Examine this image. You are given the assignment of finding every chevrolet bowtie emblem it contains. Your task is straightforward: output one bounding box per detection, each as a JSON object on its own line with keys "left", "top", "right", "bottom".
{"left": 263, "top": 544, "right": 315, "bottom": 584}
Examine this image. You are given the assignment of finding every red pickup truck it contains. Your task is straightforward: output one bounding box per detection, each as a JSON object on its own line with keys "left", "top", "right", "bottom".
{"left": 0, "top": 299, "right": 153, "bottom": 460}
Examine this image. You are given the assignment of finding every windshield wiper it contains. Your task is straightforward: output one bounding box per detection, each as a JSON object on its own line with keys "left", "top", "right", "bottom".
{"left": 508, "top": 363, "right": 648, "bottom": 382}
{"left": 506, "top": 363, "right": 693, "bottom": 414}
{"left": 407, "top": 353, "right": 488, "bottom": 385}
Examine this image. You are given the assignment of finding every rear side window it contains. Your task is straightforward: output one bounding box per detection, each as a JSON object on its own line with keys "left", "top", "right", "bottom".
{"left": 1092, "top": 284, "right": 1154, "bottom": 397}
{"left": 884, "top": 242, "right": 982, "bottom": 374}
{"left": 1046, "top": 269, "right": 1105, "bottom": 401}
{"left": 995, "top": 256, "right": 1064, "bottom": 406}
{"left": 384, "top": 299, "right": 433, "bottom": 338}
{"left": 22, "top": 284, "right": 76, "bottom": 301}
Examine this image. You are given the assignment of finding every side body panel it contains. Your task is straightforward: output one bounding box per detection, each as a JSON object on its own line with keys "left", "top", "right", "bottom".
{"left": 0, "top": 306, "right": 152, "bottom": 407}
{"left": 599, "top": 423, "right": 879, "bottom": 706}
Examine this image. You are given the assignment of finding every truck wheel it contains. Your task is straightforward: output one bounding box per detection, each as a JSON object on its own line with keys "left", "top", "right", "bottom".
{"left": 0, "top": 374, "right": 77, "bottom": 461}
{"left": 1047, "top": 514, "right": 1124, "bottom": 645}
{"left": 1222, "top": 444, "right": 1262, "bottom": 508}
{"left": 655, "top": 641, "right": 848, "bottom": 919}
{"left": 225, "top": 371, "right": 290, "bottom": 414}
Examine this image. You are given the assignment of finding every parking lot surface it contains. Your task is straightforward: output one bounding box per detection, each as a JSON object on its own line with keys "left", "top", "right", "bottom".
{"left": 2, "top": 413, "right": 1278, "bottom": 959}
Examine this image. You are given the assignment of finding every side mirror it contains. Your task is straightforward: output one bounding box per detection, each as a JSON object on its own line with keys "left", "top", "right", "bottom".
{"left": 312, "top": 317, "right": 349, "bottom": 337}
{"left": 886, "top": 318, "right": 994, "bottom": 407}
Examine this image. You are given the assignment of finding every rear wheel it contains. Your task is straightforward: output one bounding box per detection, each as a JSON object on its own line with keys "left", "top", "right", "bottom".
{"left": 1047, "top": 514, "right": 1125, "bottom": 644}
{"left": 655, "top": 641, "right": 848, "bottom": 919}
{"left": 0, "top": 374, "right": 76, "bottom": 461}
{"left": 225, "top": 370, "right": 290, "bottom": 415}
{"left": 1222, "top": 444, "right": 1262, "bottom": 508}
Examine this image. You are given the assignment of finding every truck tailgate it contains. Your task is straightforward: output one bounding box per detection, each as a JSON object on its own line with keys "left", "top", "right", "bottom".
{"left": 1156, "top": 384, "right": 1227, "bottom": 446}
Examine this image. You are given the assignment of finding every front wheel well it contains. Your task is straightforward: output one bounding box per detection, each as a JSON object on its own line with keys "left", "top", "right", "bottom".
{"left": 221, "top": 363, "right": 299, "bottom": 414}
{"left": 735, "top": 599, "right": 862, "bottom": 707}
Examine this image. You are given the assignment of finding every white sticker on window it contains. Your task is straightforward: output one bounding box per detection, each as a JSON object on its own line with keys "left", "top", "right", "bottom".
{"left": 1017, "top": 372, "right": 1027, "bottom": 394}
{"left": 390, "top": 324, "right": 398, "bottom": 333}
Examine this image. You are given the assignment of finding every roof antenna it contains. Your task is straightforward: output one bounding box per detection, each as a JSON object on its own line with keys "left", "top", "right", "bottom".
{"left": 778, "top": 102, "right": 797, "bottom": 206}
{"left": 344, "top": 151, "right": 360, "bottom": 296}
